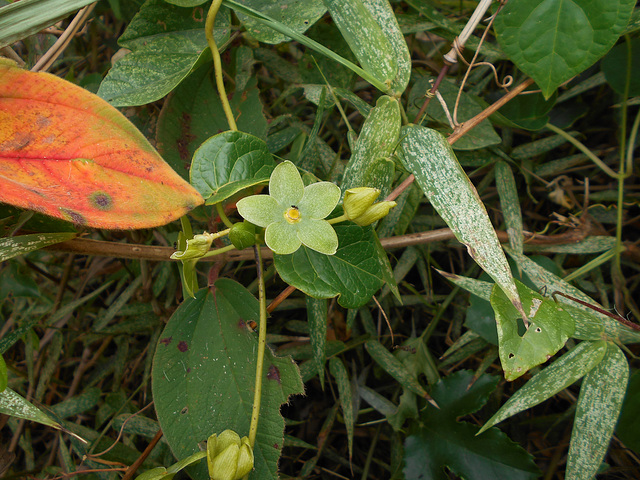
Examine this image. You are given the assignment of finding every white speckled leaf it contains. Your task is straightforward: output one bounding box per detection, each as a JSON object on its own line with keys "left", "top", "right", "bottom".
{"left": 479, "top": 340, "right": 606, "bottom": 434}
{"left": 0, "top": 387, "right": 61, "bottom": 428}
{"left": 361, "top": 0, "right": 411, "bottom": 95}
{"left": 323, "top": 0, "right": 396, "bottom": 85}
{"left": 341, "top": 96, "right": 401, "bottom": 195}
{"left": 0, "top": 232, "right": 76, "bottom": 262}
{"left": 566, "top": 343, "right": 629, "bottom": 480}
{"left": 399, "top": 125, "right": 524, "bottom": 319}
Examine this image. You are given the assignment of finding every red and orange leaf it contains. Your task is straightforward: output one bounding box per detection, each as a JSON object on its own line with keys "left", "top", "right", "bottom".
{"left": 0, "top": 59, "right": 203, "bottom": 230}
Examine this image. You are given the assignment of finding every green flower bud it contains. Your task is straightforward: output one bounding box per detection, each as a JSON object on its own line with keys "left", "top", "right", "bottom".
{"left": 342, "top": 187, "right": 380, "bottom": 220}
{"left": 229, "top": 221, "right": 256, "bottom": 250}
{"left": 353, "top": 201, "right": 397, "bottom": 226}
{"left": 170, "top": 232, "right": 214, "bottom": 260}
{"left": 207, "top": 430, "right": 254, "bottom": 480}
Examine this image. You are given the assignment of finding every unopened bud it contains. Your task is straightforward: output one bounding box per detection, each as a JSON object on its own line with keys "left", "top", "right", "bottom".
{"left": 207, "top": 430, "right": 254, "bottom": 480}
{"left": 343, "top": 187, "right": 380, "bottom": 220}
{"left": 353, "top": 201, "right": 397, "bottom": 226}
{"left": 170, "top": 232, "right": 214, "bottom": 260}
{"left": 229, "top": 221, "right": 256, "bottom": 250}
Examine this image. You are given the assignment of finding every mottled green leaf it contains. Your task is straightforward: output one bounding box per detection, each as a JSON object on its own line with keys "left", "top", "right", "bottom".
{"left": 0, "top": 387, "right": 61, "bottom": 429}
{"left": 567, "top": 343, "right": 629, "bottom": 479}
{"left": 480, "top": 341, "right": 607, "bottom": 433}
{"left": 399, "top": 125, "right": 524, "bottom": 321}
{"left": 98, "top": 0, "right": 230, "bottom": 106}
{"left": 306, "top": 296, "right": 327, "bottom": 389}
{"left": 329, "top": 357, "right": 354, "bottom": 460}
{"left": 0, "top": 232, "right": 76, "bottom": 262}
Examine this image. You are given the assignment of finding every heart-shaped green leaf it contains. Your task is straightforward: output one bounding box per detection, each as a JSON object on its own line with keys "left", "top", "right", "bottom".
{"left": 152, "top": 279, "right": 303, "bottom": 480}
{"left": 190, "top": 131, "right": 276, "bottom": 205}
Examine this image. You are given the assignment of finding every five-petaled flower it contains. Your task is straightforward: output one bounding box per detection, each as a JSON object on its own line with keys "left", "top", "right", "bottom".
{"left": 236, "top": 161, "right": 340, "bottom": 255}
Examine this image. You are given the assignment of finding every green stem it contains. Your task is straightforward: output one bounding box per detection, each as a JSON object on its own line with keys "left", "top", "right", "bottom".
{"left": 247, "top": 244, "right": 268, "bottom": 453}
{"left": 206, "top": 0, "right": 237, "bottom": 131}
{"left": 545, "top": 123, "right": 619, "bottom": 179}
{"left": 201, "top": 243, "right": 234, "bottom": 258}
{"left": 328, "top": 214, "right": 349, "bottom": 225}
{"left": 216, "top": 203, "right": 235, "bottom": 229}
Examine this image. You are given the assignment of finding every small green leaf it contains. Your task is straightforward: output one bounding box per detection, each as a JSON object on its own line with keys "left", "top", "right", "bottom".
{"left": 404, "top": 371, "right": 540, "bottom": 480}
{"left": 480, "top": 341, "right": 607, "bottom": 433}
{"left": 0, "top": 354, "right": 6, "bottom": 392}
{"left": 364, "top": 340, "right": 429, "bottom": 400}
{"left": 274, "top": 223, "right": 385, "bottom": 309}
{"left": 495, "top": 161, "right": 523, "bottom": 255}
{"left": 566, "top": 343, "right": 629, "bottom": 479}
{"left": 494, "top": 0, "right": 636, "bottom": 98}
{"left": 191, "top": 131, "right": 276, "bottom": 205}
{"left": 491, "top": 279, "right": 575, "bottom": 381}
{"left": 329, "top": 358, "right": 354, "bottom": 461}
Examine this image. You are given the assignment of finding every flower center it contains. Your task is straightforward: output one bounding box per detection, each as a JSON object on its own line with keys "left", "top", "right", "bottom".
{"left": 284, "top": 205, "right": 301, "bottom": 224}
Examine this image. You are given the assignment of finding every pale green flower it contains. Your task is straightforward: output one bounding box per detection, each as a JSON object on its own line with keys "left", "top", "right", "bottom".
{"left": 236, "top": 161, "right": 340, "bottom": 255}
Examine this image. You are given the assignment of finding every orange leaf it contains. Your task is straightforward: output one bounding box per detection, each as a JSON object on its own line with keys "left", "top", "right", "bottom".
{"left": 0, "top": 59, "right": 203, "bottom": 230}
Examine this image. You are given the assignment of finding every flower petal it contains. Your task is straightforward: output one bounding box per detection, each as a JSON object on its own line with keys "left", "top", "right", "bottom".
{"left": 298, "top": 182, "right": 341, "bottom": 219}
{"left": 269, "top": 161, "right": 304, "bottom": 207}
{"left": 237, "top": 195, "right": 281, "bottom": 227}
{"left": 297, "top": 219, "right": 338, "bottom": 255}
{"left": 265, "top": 221, "right": 302, "bottom": 255}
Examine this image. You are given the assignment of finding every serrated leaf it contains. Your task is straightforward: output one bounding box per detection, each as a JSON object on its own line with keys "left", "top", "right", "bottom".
{"left": 0, "top": 0, "right": 96, "bottom": 49}
{"left": 492, "top": 279, "right": 575, "bottom": 381}
{"left": 232, "top": 0, "right": 326, "bottom": 44}
{"left": 190, "top": 131, "right": 276, "bottom": 205}
{"left": 152, "top": 280, "right": 303, "bottom": 480}
{"left": 97, "top": 0, "right": 230, "bottom": 107}
{"left": 480, "top": 340, "right": 607, "bottom": 433}
{"left": 566, "top": 343, "right": 629, "bottom": 480}
{"left": 0, "top": 59, "right": 203, "bottom": 229}
{"left": 494, "top": 0, "right": 636, "bottom": 98}
{"left": 404, "top": 371, "right": 539, "bottom": 480}
{"left": 274, "top": 223, "right": 385, "bottom": 309}
{"left": 0, "top": 232, "right": 76, "bottom": 262}
{"left": 399, "top": 125, "right": 525, "bottom": 321}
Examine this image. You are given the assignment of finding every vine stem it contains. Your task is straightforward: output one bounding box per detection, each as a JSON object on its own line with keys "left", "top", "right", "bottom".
{"left": 206, "top": 0, "right": 237, "bottom": 131}
{"left": 247, "top": 244, "right": 268, "bottom": 455}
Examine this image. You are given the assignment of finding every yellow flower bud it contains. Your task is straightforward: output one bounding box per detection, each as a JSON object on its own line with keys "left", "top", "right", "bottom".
{"left": 353, "top": 201, "right": 397, "bottom": 226}
{"left": 342, "top": 187, "right": 381, "bottom": 220}
{"left": 207, "top": 430, "right": 254, "bottom": 480}
{"left": 170, "top": 232, "right": 214, "bottom": 260}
